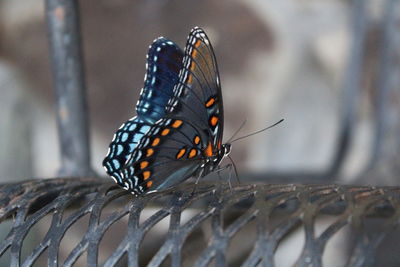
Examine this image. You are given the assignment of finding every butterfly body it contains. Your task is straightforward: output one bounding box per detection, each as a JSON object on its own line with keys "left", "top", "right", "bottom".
{"left": 103, "top": 27, "right": 230, "bottom": 195}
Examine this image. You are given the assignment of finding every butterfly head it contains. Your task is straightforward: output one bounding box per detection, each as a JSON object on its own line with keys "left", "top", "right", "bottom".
{"left": 213, "top": 143, "right": 231, "bottom": 166}
{"left": 221, "top": 143, "right": 231, "bottom": 157}
{"left": 202, "top": 142, "right": 231, "bottom": 176}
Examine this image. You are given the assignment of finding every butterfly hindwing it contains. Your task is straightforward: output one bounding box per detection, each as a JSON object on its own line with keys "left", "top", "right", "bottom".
{"left": 102, "top": 118, "right": 150, "bottom": 186}
{"left": 122, "top": 117, "right": 206, "bottom": 194}
{"left": 103, "top": 38, "right": 183, "bottom": 186}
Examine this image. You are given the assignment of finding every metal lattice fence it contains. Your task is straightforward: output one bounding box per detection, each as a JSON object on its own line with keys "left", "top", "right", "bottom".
{"left": 1, "top": 178, "right": 400, "bottom": 266}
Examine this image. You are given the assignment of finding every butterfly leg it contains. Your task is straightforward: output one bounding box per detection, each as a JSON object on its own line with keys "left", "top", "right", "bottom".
{"left": 216, "top": 168, "right": 225, "bottom": 192}
{"left": 191, "top": 168, "right": 205, "bottom": 195}
{"left": 215, "top": 163, "right": 234, "bottom": 191}
{"left": 227, "top": 155, "right": 241, "bottom": 185}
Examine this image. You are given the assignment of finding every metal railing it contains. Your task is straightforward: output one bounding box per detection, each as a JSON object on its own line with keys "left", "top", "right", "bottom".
{"left": 45, "top": 0, "right": 94, "bottom": 177}
{"left": 1, "top": 180, "right": 400, "bottom": 266}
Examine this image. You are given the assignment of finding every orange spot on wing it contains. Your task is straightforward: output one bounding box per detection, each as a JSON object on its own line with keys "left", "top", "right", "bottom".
{"left": 210, "top": 116, "right": 218, "bottom": 127}
{"left": 205, "top": 97, "right": 215, "bottom": 108}
{"left": 187, "top": 74, "right": 193, "bottom": 84}
{"left": 152, "top": 137, "right": 160, "bottom": 146}
{"left": 205, "top": 142, "right": 213, "bottom": 157}
{"left": 217, "top": 141, "right": 222, "bottom": 150}
{"left": 191, "top": 40, "right": 201, "bottom": 59}
{"left": 188, "top": 148, "right": 197, "bottom": 158}
{"left": 190, "top": 61, "right": 196, "bottom": 71}
{"left": 146, "top": 148, "right": 154, "bottom": 157}
{"left": 143, "top": 171, "right": 151, "bottom": 180}
{"left": 172, "top": 120, "right": 183, "bottom": 128}
{"left": 161, "top": 128, "right": 170, "bottom": 136}
{"left": 189, "top": 40, "right": 201, "bottom": 72}
{"left": 194, "top": 39, "right": 201, "bottom": 48}
{"left": 147, "top": 181, "right": 153, "bottom": 187}
{"left": 194, "top": 136, "right": 200, "bottom": 145}
{"left": 176, "top": 148, "right": 186, "bottom": 159}
{"left": 140, "top": 161, "right": 149, "bottom": 169}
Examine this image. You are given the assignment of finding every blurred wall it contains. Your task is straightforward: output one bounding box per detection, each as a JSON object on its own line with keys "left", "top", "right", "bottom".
{"left": 0, "top": 0, "right": 384, "bottom": 183}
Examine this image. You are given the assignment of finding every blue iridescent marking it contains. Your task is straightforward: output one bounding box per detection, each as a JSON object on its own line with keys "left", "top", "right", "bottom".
{"left": 121, "top": 132, "right": 129, "bottom": 142}
{"left": 133, "top": 133, "right": 142, "bottom": 143}
{"left": 141, "top": 125, "right": 150, "bottom": 133}
{"left": 129, "top": 124, "right": 136, "bottom": 131}
{"left": 112, "top": 159, "right": 120, "bottom": 169}
{"left": 116, "top": 144, "right": 123, "bottom": 155}
{"left": 129, "top": 143, "right": 136, "bottom": 150}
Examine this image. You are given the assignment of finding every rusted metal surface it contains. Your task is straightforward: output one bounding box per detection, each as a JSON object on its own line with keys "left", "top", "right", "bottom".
{"left": 45, "top": 0, "right": 94, "bottom": 177}
{"left": 0, "top": 178, "right": 399, "bottom": 266}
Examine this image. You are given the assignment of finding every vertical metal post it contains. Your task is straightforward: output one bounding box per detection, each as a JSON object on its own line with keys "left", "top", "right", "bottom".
{"left": 362, "top": 0, "right": 400, "bottom": 179}
{"left": 369, "top": 0, "right": 399, "bottom": 167}
{"left": 327, "top": 0, "right": 367, "bottom": 178}
{"left": 45, "top": 0, "right": 95, "bottom": 176}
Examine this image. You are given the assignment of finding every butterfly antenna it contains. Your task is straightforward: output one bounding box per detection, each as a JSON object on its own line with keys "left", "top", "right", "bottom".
{"left": 227, "top": 119, "right": 247, "bottom": 143}
{"left": 230, "top": 119, "right": 284, "bottom": 143}
{"left": 228, "top": 155, "right": 240, "bottom": 184}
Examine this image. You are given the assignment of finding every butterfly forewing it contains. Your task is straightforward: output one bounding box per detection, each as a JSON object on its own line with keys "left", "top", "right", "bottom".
{"left": 168, "top": 28, "right": 224, "bottom": 149}
{"left": 137, "top": 37, "right": 184, "bottom": 123}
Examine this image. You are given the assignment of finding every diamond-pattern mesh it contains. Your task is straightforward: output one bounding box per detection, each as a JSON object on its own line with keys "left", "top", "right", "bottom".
{"left": 0, "top": 178, "right": 399, "bottom": 266}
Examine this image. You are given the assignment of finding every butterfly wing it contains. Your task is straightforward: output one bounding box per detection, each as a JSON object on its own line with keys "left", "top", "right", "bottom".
{"left": 122, "top": 27, "right": 224, "bottom": 194}
{"left": 103, "top": 38, "right": 183, "bottom": 187}
{"left": 137, "top": 37, "right": 184, "bottom": 123}
{"left": 167, "top": 27, "right": 224, "bottom": 150}
{"left": 122, "top": 118, "right": 205, "bottom": 194}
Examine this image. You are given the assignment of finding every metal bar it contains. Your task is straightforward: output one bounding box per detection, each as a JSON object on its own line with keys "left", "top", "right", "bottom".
{"left": 45, "top": 0, "right": 95, "bottom": 176}
{"left": 327, "top": 0, "right": 368, "bottom": 178}
{"left": 365, "top": 0, "right": 399, "bottom": 172}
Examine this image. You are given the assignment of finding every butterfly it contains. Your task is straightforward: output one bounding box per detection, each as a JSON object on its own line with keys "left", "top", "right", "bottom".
{"left": 103, "top": 27, "right": 231, "bottom": 195}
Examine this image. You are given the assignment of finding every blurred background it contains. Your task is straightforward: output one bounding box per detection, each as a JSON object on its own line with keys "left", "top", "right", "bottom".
{"left": 1, "top": 0, "right": 400, "bottom": 266}
{"left": 2, "top": 0, "right": 398, "bottom": 186}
